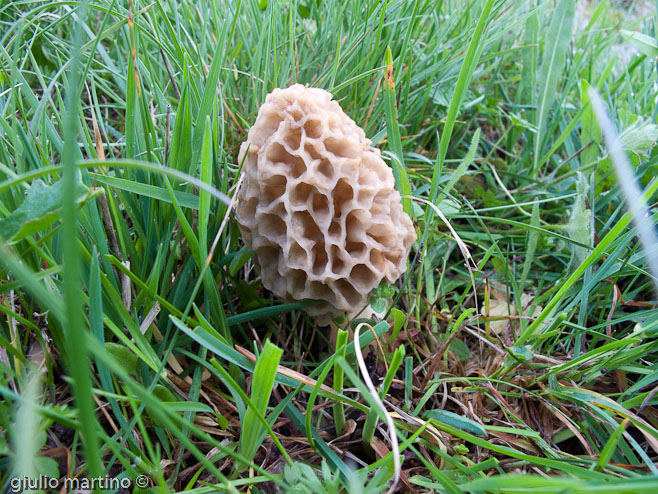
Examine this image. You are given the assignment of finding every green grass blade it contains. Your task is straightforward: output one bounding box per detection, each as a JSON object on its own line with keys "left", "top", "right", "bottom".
{"left": 333, "top": 329, "right": 348, "bottom": 436}
{"left": 60, "top": 0, "right": 101, "bottom": 477}
{"left": 437, "top": 0, "right": 495, "bottom": 169}
{"left": 588, "top": 88, "right": 658, "bottom": 291}
{"left": 506, "top": 172, "right": 658, "bottom": 359}
{"left": 90, "top": 173, "right": 200, "bottom": 209}
{"left": 596, "top": 418, "right": 629, "bottom": 471}
{"left": 435, "top": 127, "right": 480, "bottom": 205}
{"left": 198, "top": 117, "right": 213, "bottom": 258}
{"left": 239, "top": 340, "right": 282, "bottom": 469}
{"left": 384, "top": 45, "right": 412, "bottom": 215}
{"left": 362, "top": 344, "right": 405, "bottom": 448}
{"left": 519, "top": 201, "right": 540, "bottom": 293}
{"left": 532, "top": 0, "right": 575, "bottom": 173}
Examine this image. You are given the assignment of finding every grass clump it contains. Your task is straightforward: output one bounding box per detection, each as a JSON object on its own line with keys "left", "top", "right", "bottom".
{"left": 1, "top": 0, "right": 658, "bottom": 492}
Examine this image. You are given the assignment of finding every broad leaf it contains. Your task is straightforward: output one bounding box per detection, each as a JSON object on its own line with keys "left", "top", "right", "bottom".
{"left": 620, "top": 117, "right": 658, "bottom": 154}
{"left": 565, "top": 173, "right": 591, "bottom": 269}
{"left": 0, "top": 180, "right": 88, "bottom": 242}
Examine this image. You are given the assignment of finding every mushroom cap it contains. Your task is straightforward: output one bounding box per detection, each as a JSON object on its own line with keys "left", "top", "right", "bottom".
{"left": 236, "top": 84, "right": 416, "bottom": 324}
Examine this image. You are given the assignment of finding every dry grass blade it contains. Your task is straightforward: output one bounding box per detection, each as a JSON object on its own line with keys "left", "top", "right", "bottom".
{"left": 406, "top": 195, "right": 480, "bottom": 317}
{"left": 353, "top": 323, "right": 400, "bottom": 494}
{"left": 235, "top": 345, "right": 338, "bottom": 395}
{"left": 207, "top": 171, "right": 245, "bottom": 265}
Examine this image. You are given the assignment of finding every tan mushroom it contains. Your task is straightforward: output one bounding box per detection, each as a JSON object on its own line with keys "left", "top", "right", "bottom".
{"left": 236, "top": 84, "right": 416, "bottom": 324}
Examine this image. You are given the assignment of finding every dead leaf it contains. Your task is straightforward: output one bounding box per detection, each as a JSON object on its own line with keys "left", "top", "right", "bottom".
{"left": 483, "top": 285, "right": 542, "bottom": 334}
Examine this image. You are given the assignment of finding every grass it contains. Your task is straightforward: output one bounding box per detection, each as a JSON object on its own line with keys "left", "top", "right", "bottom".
{"left": 1, "top": 0, "right": 658, "bottom": 492}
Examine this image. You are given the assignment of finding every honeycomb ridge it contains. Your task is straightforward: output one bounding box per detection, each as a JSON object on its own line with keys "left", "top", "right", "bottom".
{"left": 236, "top": 84, "right": 416, "bottom": 323}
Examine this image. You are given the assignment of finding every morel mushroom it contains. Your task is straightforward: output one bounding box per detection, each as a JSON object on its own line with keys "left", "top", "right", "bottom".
{"left": 236, "top": 84, "right": 416, "bottom": 324}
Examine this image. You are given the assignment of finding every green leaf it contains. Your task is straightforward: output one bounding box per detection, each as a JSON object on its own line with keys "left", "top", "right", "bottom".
{"left": 436, "top": 128, "right": 480, "bottom": 204}
{"left": 424, "top": 409, "right": 487, "bottom": 436}
{"left": 90, "top": 173, "right": 199, "bottom": 209}
{"left": 620, "top": 117, "right": 658, "bottom": 154}
{"left": 508, "top": 344, "right": 534, "bottom": 361}
{"left": 387, "top": 307, "right": 406, "bottom": 344}
{"left": 436, "top": 199, "right": 460, "bottom": 216}
{"left": 448, "top": 337, "right": 471, "bottom": 361}
{"left": 226, "top": 300, "right": 319, "bottom": 326}
{"left": 580, "top": 79, "right": 601, "bottom": 167}
{"left": 35, "top": 429, "right": 48, "bottom": 450}
{"left": 0, "top": 180, "right": 88, "bottom": 242}
{"left": 596, "top": 418, "right": 629, "bottom": 471}
{"left": 333, "top": 329, "right": 349, "bottom": 436}
{"left": 0, "top": 433, "right": 8, "bottom": 455}
{"left": 160, "top": 402, "right": 214, "bottom": 413}
{"left": 533, "top": 0, "right": 574, "bottom": 172}
{"left": 520, "top": 4, "right": 538, "bottom": 112}
{"left": 621, "top": 30, "right": 658, "bottom": 58}
{"left": 431, "top": 87, "right": 450, "bottom": 107}
{"left": 520, "top": 201, "right": 540, "bottom": 291}
{"left": 168, "top": 79, "right": 193, "bottom": 172}
{"left": 459, "top": 475, "right": 584, "bottom": 492}
{"left": 565, "top": 173, "right": 591, "bottom": 269}
{"left": 438, "top": 0, "right": 495, "bottom": 168}
{"left": 239, "top": 340, "right": 282, "bottom": 468}
{"left": 152, "top": 384, "right": 178, "bottom": 403}
{"left": 198, "top": 117, "right": 214, "bottom": 257}
{"left": 193, "top": 45, "right": 224, "bottom": 164}
{"left": 35, "top": 456, "right": 60, "bottom": 479}
{"left": 485, "top": 425, "right": 541, "bottom": 438}
{"left": 383, "top": 45, "right": 412, "bottom": 215}
{"left": 105, "top": 342, "right": 139, "bottom": 376}
{"left": 370, "top": 296, "right": 387, "bottom": 314}
{"left": 298, "top": 4, "right": 310, "bottom": 19}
